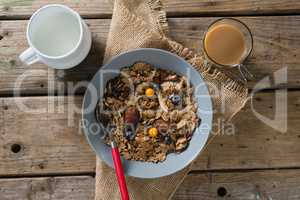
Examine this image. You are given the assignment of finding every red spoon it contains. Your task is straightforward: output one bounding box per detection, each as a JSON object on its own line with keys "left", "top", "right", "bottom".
{"left": 111, "top": 141, "right": 130, "bottom": 200}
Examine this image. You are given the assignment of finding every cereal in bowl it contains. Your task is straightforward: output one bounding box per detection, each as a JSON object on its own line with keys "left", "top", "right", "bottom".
{"left": 96, "top": 62, "right": 200, "bottom": 163}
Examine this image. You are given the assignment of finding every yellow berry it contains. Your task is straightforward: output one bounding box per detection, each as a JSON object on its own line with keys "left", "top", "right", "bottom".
{"left": 145, "top": 88, "right": 155, "bottom": 97}
{"left": 148, "top": 127, "right": 158, "bottom": 137}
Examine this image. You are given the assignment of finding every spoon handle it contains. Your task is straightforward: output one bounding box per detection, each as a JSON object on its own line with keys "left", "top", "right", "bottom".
{"left": 111, "top": 141, "right": 130, "bottom": 200}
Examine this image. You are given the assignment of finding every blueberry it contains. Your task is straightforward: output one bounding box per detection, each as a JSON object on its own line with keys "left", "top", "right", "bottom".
{"left": 169, "top": 94, "right": 181, "bottom": 105}
{"left": 164, "top": 135, "right": 173, "bottom": 145}
{"left": 124, "top": 126, "right": 136, "bottom": 141}
{"left": 151, "top": 83, "right": 160, "bottom": 90}
{"left": 111, "top": 89, "right": 120, "bottom": 98}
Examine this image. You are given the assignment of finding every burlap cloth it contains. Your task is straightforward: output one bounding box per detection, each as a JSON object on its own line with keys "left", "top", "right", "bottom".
{"left": 95, "top": 0, "right": 248, "bottom": 199}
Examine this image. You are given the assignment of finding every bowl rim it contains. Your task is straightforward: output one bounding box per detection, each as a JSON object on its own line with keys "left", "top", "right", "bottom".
{"left": 82, "top": 48, "right": 213, "bottom": 178}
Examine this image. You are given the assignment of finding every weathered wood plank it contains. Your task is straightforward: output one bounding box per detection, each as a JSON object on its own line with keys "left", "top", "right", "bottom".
{"left": 0, "top": 176, "right": 95, "bottom": 200}
{"left": 0, "top": 90, "right": 299, "bottom": 175}
{"left": 194, "top": 89, "right": 300, "bottom": 170}
{"left": 2, "top": 170, "right": 300, "bottom": 200}
{"left": 174, "top": 169, "right": 300, "bottom": 200}
{"left": 1, "top": 0, "right": 300, "bottom": 18}
{"left": 0, "top": 96, "right": 96, "bottom": 175}
{"left": 0, "top": 16, "right": 299, "bottom": 95}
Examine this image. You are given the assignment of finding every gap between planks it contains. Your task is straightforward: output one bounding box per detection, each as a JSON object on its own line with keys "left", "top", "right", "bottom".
{"left": 3, "top": 166, "right": 300, "bottom": 180}
{"left": 0, "top": 87, "right": 297, "bottom": 98}
{"left": 2, "top": 11, "right": 300, "bottom": 21}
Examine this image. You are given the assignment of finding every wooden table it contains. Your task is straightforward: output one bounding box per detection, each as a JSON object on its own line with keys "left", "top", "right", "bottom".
{"left": 0, "top": 1, "right": 300, "bottom": 199}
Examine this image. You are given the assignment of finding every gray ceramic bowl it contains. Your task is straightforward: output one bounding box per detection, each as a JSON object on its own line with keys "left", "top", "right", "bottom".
{"left": 82, "top": 48, "right": 213, "bottom": 178}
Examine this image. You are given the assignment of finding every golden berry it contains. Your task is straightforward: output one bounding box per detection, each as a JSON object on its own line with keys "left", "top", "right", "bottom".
{"left": 148, "top": 127, "right": 158, "bottom": 137}
{"left": 145, "top": 88, "right": 155, "bottom": 97}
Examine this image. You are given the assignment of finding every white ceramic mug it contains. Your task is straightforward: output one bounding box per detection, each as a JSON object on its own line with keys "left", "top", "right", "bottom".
{"left": 19, "top": 4, "right": 92, "bottom": 69}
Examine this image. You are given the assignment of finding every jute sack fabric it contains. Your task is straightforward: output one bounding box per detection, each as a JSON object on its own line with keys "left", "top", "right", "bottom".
{"left": 95, "top": 0, "right": 248, "bottom": 199}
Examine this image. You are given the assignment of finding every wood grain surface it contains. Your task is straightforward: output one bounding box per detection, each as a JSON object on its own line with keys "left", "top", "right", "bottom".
{"left": 0, "top": 90, "right": 299, "bottom": 176}
{"left": 1, "top": 170, "right": 300, "bottom": 200}
{"left": 1, "top": 0, "right": 300, "bottom": 18}
{"left": 0, "top": 176, "right": 95, "bottom": 200}
{"left": 174, "top": 169, "right": 300, "bottom": 200}
{"left": 0, "top": 16, "right": 299, "bottom": 95}
{"left": 0, "top": 96, "right": 96, "bottom": 175}
{"left": 1, "top": 1, "right": 300, "bottom": 199}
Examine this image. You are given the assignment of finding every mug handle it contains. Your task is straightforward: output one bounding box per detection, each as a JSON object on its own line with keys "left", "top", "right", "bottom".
{"left": 19, "top": 47, "right": 40, "bottom": 65}
{"left": 238, "top": 64, "right": 254, "bottom": 82}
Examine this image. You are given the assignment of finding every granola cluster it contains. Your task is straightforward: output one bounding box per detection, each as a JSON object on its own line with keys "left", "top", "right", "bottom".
{"left": 96, "top": 62, "right": 200, "bottom": 163}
